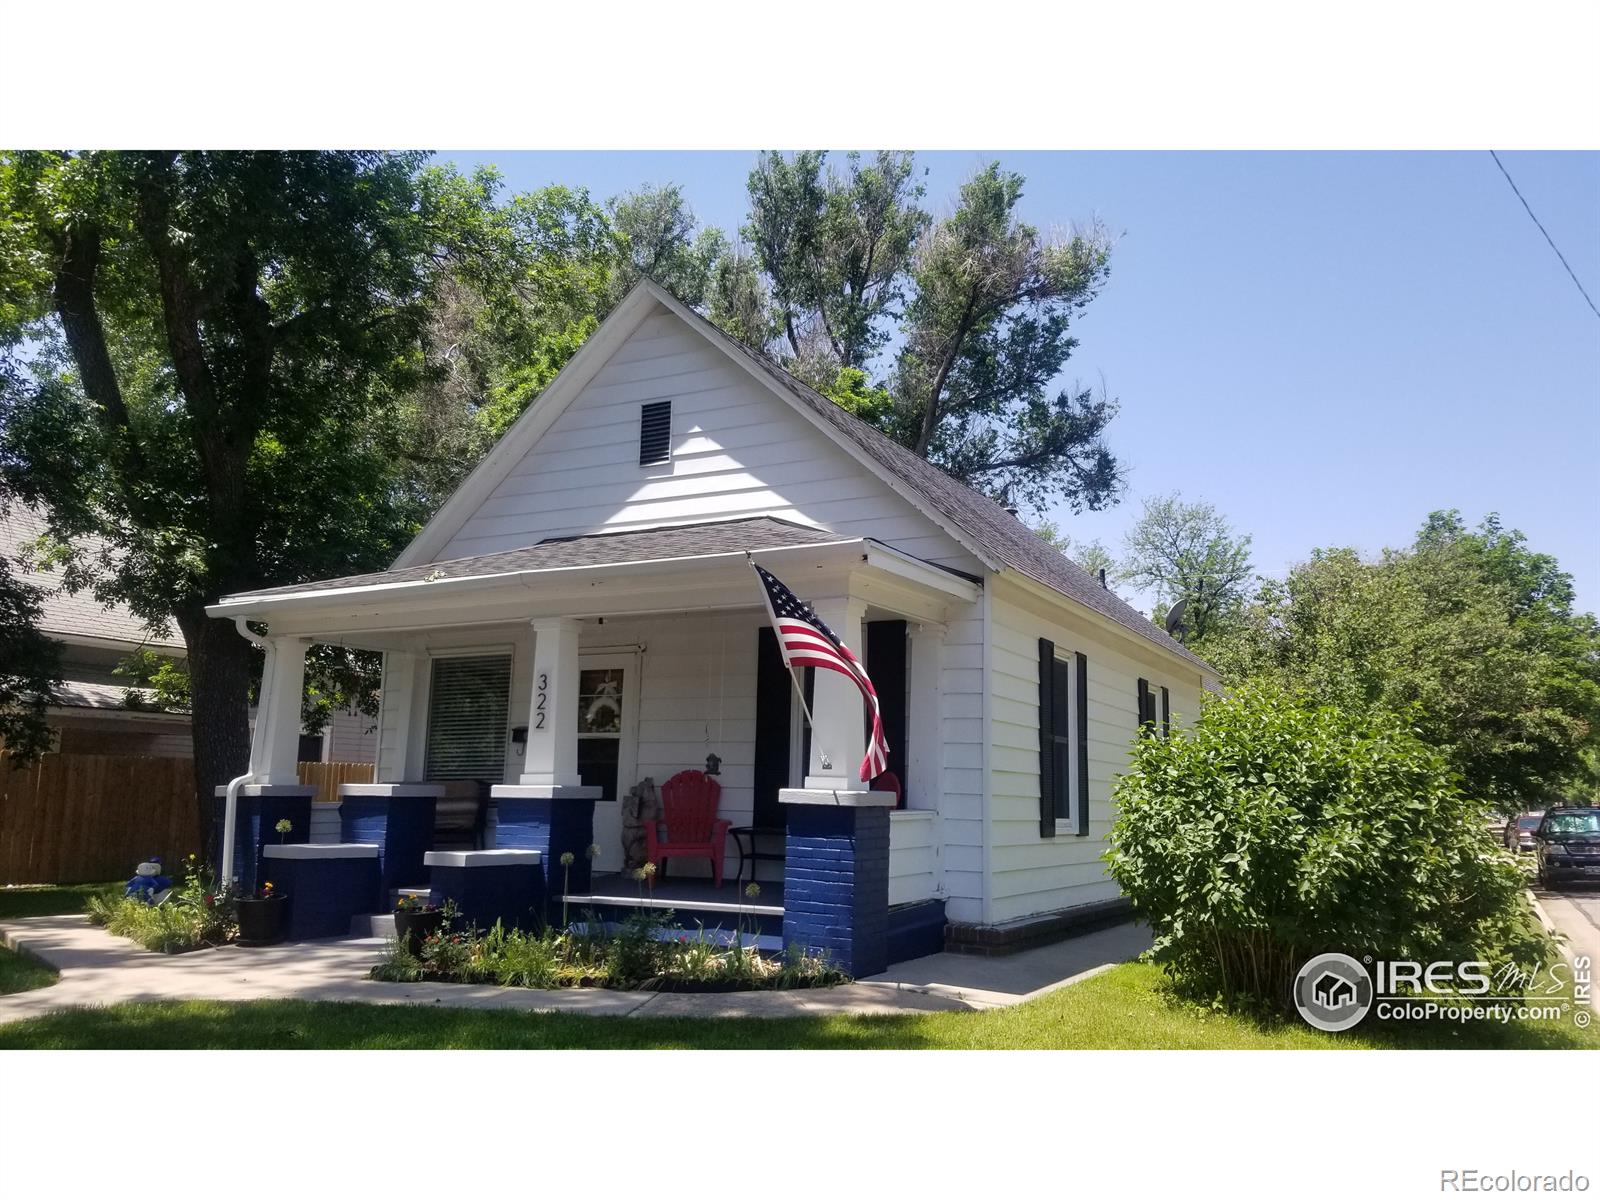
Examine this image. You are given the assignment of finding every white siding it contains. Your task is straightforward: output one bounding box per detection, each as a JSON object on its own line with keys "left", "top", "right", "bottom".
{"left": 374, "top": 651, "right": 418, "bottom": 783}
{"left": 434, "top": 307, "right": 980, "bottom": 574}
{"left": 889, "top": 811, "right": 939, "bottom": 906}
{"left": 325, "top": 708, "right": 376, "bottom": 764}
{"left": 936, "top": 607, "right": 986, "bottom": 924}
{"left": 985, "top": 581, "right": 1206, "bottom": 924}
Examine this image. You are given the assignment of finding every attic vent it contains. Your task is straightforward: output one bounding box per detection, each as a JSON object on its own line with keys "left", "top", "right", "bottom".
{"left": 639, "top": 400, "right": 672, "bottom": 466}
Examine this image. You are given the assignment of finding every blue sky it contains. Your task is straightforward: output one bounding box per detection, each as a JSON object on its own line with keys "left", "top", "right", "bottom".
{"left": 445, "top": 151, "right": 1600, "bottom": 615}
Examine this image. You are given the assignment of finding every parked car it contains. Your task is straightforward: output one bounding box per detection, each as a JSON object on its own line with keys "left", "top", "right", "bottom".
{"left": 1535, "top": 808, "right": 1600, "bottom": 889}
{"left": 1505, "top": 811, "right": 1546, "bottom": 852}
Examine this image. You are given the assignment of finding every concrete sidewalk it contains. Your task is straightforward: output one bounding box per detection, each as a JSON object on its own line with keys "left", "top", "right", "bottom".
{"left": 0, "top": 915, "right": 1149, "bottom": 1025}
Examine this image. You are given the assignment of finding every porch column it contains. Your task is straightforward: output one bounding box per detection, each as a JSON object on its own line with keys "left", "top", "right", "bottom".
{"left": 251, "top": 636, "right": 311, "bottom": 785}
{"left": 217, "top": 634, "right": 314, "bottom": 892}
{"left": 802, "top": 595, "right": 870, "bottom": 791}
{"left": 519, "top": 616, "right": 583, "bottom": 787}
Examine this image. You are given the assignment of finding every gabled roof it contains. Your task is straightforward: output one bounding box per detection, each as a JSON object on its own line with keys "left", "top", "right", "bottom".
{"left": 391, "top": 279, "right": 1211, "bottom": 675}
{"left": 646, "top": 287, "right": 1214, "bottom": 674}
{"left": 227, "top": 516, "right": 841, "bottom": 601}
{"left": 0, "top": 507, "right": 185, "bottom": 652}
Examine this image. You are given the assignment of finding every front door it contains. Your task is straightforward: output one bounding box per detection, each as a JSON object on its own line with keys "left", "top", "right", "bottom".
{"left": 578, "top": 653, "right": 638, "bottom": 874}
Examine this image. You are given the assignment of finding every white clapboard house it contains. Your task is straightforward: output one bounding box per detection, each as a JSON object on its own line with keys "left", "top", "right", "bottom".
{"left": 209, "top": 279, "right": 1216, "bottom": 962}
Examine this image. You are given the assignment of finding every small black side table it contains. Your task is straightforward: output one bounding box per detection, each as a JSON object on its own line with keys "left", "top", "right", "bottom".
{"left": 730, "top": 825, "right": 786, "bottom": 888}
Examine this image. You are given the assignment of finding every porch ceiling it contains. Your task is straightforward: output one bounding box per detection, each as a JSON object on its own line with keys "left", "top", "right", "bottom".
{"left": 205, "top": 516, "right": 980, "bottom": 645}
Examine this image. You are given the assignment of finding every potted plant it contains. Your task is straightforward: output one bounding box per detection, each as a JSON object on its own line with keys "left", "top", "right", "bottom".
{"left": 235, "top": 880, "right": 287, "bottom": 945}
{"left": 394, "top": 894, "right": 445, "bottom": 956}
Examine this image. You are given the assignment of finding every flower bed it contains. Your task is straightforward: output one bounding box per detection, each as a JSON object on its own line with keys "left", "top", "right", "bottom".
{"left": 370, "top": 909, "right": 846, "bottom": 992}
{"left": 85, "top": 856, "right": 236, "bottom": 954}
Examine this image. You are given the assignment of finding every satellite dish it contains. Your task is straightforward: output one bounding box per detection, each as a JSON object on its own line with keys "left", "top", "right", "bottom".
{"left": 1164, "top": 597, "right": 1190, "bottom": 638}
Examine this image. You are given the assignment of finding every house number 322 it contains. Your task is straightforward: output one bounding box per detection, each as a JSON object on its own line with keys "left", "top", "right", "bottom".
{"left": 534, "top": 672, "right": 548, "bottom": 729}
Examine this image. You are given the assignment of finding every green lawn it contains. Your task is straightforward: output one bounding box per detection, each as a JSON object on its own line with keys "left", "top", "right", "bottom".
{"left": 0, "top": 883, "right": 118, "bottom": 920}
{"left": 0, "top": 884, "right": 104, "bottom": 997}
{"left": 2, "top": 962, "right": 1595, "bottom": 1049}
{"left": 0, "top": 945, "right": 58, "bottom": 996}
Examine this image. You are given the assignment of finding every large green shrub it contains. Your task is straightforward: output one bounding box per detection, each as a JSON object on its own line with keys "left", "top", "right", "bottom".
{"left": 1105, "top": 685, "right": 1551, "bottom": 1010}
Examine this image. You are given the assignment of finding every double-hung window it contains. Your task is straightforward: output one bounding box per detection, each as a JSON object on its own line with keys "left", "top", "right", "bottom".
{"left": 1038, "top": 639, "right": 1089, "bottom": 837}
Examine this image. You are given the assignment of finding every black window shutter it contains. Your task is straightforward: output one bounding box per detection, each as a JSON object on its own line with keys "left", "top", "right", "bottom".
{"left": 752, "top": 628, "right": 792, "bottom": 827}
{"left": 866, "top": 620, "right": 908, "bottom": 806}
{"left": 1136, "top": 677, "right": 1151, "bottom": 729}
{"left": 1074, "top": 651, "right": 1090, "bottom": 836}
{"left": 639, "top": 400, "right": 672, "bottom": 465}
{"left": 1160, "top": 686, "right": 1171, "bottom": 738}
{"left": 1038, "top": 638, "right": 1057, "bottom": 838}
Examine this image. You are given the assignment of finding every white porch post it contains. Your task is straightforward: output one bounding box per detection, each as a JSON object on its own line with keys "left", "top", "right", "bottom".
{"left": 803, "top": 595, "right": 870, "bottom": 791}
{"left": 250, "top": 636, "right": 310, "bottom": 784}
{"left": 373, "top": 650, "right": 417, "bottom": 783}
{"left": 519, "top": 616, "right": 584, "bottom": 787}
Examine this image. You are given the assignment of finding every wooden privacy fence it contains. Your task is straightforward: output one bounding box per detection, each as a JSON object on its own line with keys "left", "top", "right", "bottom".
{"left": 0, "top": 753, "right": 375, "bottom": 885}
{"left": 298, "top": 760, "right": 375, "bottom": 807}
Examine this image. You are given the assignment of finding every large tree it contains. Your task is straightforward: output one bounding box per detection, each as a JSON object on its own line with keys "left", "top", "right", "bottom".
{"left": 606, "top": 183, "right": 723, "bottom": 310}
{"left": 744, "top": 150, "right": 928, "bottom": 380}
{"left": 1197, "top": 512, "right": 1600, "bottom": 812}
{"left": 890, "top": 166, "right": 1119, "bottom": 512}
{"left": 0, "top": 151, "right": 581, "bottom": 838}
{"left": 1119, "top": 492, "right": 1255, "bottom": 642}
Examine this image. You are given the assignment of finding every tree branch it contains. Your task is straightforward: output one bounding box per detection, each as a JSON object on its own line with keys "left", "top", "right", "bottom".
{"left": 51, "top": 226, "right": 133, "bottom": 434}
{"left": 916, "top": 286, "right": 980, "bottom": 456}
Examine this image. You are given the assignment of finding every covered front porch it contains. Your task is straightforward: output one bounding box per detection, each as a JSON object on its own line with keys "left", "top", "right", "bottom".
{"left": 207, "top": 518, "right": 976, "bottom": 973}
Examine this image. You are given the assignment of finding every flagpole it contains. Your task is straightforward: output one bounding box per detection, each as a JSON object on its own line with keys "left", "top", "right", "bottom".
{"left": 786, "top": 664, "right": 817, "bottom": 731}
{"left": 748, "top": 552, "right": 826, "bottom": 764}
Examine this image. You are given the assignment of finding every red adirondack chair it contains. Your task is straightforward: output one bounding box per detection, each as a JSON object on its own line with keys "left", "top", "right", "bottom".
{"left": 647, "top": 770, "right": 731, "bottom": 887}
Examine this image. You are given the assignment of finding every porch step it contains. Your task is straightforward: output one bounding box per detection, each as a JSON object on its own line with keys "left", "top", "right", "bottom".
{"left": 357, "top": 912, "right": 396, "bottom": 939}
{"left": 566, "top": 919, "right": 783, "bottom": 955}
{"left": 561, "top": 878, "right": 784, "bottom": 938}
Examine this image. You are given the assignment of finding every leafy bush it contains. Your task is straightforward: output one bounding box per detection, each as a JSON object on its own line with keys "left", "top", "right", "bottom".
{"left": 86, "top": 857, "right": 234, "bottom": 954}
{"left": 370, "top": 913, "right": 846, "bottom": 991}
{"left": 1105, "top": 685, "right": 1553, "bottom": 1011}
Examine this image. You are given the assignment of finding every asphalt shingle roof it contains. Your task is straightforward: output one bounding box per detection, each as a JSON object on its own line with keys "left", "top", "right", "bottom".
{"left": 228, "top": 516, "right": 841, "bottom": 599}
{"left": 0, "top": 507, "right": 185, "bottom": 651}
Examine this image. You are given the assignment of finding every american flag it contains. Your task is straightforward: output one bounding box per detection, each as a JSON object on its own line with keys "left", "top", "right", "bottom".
{"left": 751, "top": 562, "right": 890, "bottom": 782}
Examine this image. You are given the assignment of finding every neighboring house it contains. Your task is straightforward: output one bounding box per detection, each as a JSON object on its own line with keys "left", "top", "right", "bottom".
{"left": 0, "top": 507, "right": 191, "bottom": 757}
{"left": 210, "top": 280, "right": 1216, "bottom": 950}
{"left": 0, "top": 507, "right": 377, "bottom": 764}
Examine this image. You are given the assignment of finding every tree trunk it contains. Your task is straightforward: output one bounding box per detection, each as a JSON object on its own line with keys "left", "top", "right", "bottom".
{"left": 176, "top": 605, "right": 255, "bottom": 862}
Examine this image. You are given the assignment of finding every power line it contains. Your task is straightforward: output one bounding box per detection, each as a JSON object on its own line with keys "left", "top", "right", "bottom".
{"left": 1488, "top": 150, "right": 1600, "bottom": 323}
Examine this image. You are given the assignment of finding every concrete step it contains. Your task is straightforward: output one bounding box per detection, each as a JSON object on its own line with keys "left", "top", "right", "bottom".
{"left": 353, "top": 912, "right": 396, "bottom": 939}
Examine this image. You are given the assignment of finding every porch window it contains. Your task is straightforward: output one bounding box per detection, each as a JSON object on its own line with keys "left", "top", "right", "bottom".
{"left": 577, "top": 666, "right": 626, "bottom": 806}
{"left": 424, "top": 654, "right": 512, "bottom": 782}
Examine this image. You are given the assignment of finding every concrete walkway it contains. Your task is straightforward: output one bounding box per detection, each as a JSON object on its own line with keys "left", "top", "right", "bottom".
{"left": 0, "top": 915, "right": 1150, "bottom": 1025}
